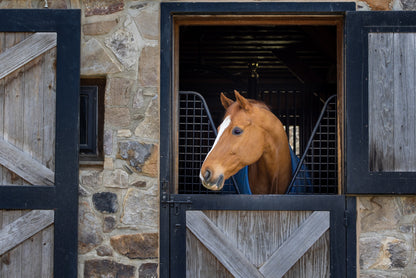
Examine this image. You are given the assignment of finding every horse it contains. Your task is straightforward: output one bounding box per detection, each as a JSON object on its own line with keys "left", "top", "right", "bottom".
{"left": 199, "top": 90, "right": 292, "bottom": 194}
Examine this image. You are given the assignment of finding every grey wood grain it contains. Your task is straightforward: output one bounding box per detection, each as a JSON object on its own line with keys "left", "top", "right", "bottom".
{"left": 368, "top": 32, "right": 395, "bottom": 171}
{"left": 186, "top": 211, "right": 264, "bottom": 278}
{"left": 259, "top": 211, "right": 330, "bottom": 278}
{"left": 41, "top": 48, "right": 56, "bottom": 172}
{"left": 0, "top": 32, "right": 56, "bottom": 80}
{"left": 0, "top": 211, "right": 23, "bottom": 278}
{"left": 0, "top": 210, "right": 54, "bottom": 256}
{"left": 41, "top": 225, "right": 54, "bottom": 278}
{"left": 393, "top": 33, "right": 416, "bottom": 171}
{"left": 0, "top": 138, "right": 54, "bottom": 186}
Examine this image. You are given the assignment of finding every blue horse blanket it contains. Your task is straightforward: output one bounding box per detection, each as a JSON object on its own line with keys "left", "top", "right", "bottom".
{"left": 231, "top": 146, "right": 311, "bottom": 194}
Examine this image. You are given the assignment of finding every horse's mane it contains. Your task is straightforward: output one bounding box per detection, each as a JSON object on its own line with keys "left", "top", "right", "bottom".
{"left": 248, "top": 99, "right": 271, "bottom": 111}
{"left": 225, "top": 96, "right": 271, "bottom": 117}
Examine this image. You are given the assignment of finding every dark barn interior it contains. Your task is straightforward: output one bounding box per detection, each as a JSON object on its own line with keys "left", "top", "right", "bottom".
{"left": 177, "top": 24, "right": 338, "bottom": 194}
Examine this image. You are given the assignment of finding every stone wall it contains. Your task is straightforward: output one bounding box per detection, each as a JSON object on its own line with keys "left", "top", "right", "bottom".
{"left": 358, "top": 197, "right": 416, "bottom": 277}
{"left": 0, "top": 0, "right": 415, "bottom": 278}
{"left": 77, "top": 1, "right": 160, "bottom": 277}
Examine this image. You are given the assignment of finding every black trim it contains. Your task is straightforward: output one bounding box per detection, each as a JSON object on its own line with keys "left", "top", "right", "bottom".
{"left": 0, "top": 9, "right": 80, "bottom": 278}
{"left": 161, "top": 2, "right": 356, "bottom": 14}
{"left": 346, "top": 197, "right": 357, "bottom": 278}
{"left": 345, "top": 11, "right": 416, "bottom": 194}
{"left": 0, "top": 186, "right": 57, "bottom": 209}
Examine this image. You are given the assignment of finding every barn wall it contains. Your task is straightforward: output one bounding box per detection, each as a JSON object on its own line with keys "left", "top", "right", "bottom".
{"left": 0, "top": 1, "right": 415, "bottom": 278}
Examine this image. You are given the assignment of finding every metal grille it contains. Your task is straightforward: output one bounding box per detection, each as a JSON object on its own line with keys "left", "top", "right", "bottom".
{"left": 178, "top": 91, "right": 238, "bottom": 194}
{"left": 288, "top": 95, "right": 338, "bottom": 194}
{"left": 178, "top": 91, "right": 337, "bottom": 195}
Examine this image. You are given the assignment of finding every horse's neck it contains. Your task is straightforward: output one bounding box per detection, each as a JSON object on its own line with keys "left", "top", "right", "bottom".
{"left": 248, "top": 120, "right": 291, "bottom": 194}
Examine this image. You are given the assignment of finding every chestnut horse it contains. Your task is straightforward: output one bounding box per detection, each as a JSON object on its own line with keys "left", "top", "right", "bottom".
{"left": 200, "top": 91, "right": 292, "bottom": 194}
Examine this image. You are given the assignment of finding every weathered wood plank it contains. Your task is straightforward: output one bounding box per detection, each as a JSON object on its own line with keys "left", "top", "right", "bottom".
{"left": 368, "top": 33, "right": 395, "bottom": 171}
{"left": 205, "top": 210, "right": 238, "bottom": 278}
{"left": 21, "top": 228, "right": 43, "bottom": 277}
{"left": 284, "top": 230, "right": 330, "bottom": 278}
{"left": 4, "top": 50, "right": 25, "bottom": 185}
{"left": 0, "top": 210, "right": 54, "bottom": 256}
{"left": 186, "top": 211, "right": 264, "bottom": 278}
{"left": 42, "top": 48, "right": 56, "bottom": 171}
{"left": 214, "top": 211, "right": 238, "bottom": 278}
{"left": 393, "top": 33, "right": 416, "bottom": 171}
{"left": 0, "top": 211, "right": 23, "bottom": 278}
{"left": 259, "top": 211, "right": 330, "bottom": 278}
{"left": 186, "top": 229, "right": 221, "bottom": 278}
{"left": 0, "top": 33, "right": 56, "bottom": 80}
{"left": 41, "top": 225, "right": 54, "bottom": 278}
{"left": 0, "top": 138, "right": 54, "bottom": 186}
{"left": 238, "top": 210, "right": 274, "bottom": 268}
{"left": 23, "top": 55, "right": 44, "bottom": 163}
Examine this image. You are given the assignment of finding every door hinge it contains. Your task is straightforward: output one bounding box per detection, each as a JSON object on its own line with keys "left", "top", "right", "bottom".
{"left": 161, "top": 179, "right": 169, "bottom": 207}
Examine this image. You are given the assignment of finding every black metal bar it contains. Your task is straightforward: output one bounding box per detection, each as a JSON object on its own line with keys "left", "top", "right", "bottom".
{"left": 288, "top": 94, "right": 337, "bottom": 192}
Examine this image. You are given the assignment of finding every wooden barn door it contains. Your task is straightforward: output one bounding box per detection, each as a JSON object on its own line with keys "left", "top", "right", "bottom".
{"left": 163, "top": 195, "right": 353, "bottom": 278}
{"left": 0, "top": 10, "right": 80, "bottom": 278}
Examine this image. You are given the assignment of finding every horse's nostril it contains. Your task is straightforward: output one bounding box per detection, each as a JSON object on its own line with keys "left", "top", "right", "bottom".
{"left": 204, "top": 169, "right": 211, "bottom": 181}
{"left": 218, "top": 174, "right": 224, "bottom": 186}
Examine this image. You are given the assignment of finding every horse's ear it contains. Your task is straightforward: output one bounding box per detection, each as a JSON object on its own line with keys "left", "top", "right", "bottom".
{"left": 234, "top": 90, "right": 251, "bottom": 111}
{"left": 220, "top": 92, "right": 234, "bottom": 109}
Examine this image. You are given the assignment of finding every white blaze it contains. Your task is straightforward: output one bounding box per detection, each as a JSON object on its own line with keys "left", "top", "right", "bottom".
{"left": 200, "top": 116, "right": 231, "bottom": 181}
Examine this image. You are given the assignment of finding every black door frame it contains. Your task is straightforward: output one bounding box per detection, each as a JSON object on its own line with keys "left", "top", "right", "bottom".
{"left": 0, "top": 9, "right": 80, "bottom": 278}
{"left": 160, "top": 3, "right": 357, "bottom": 277}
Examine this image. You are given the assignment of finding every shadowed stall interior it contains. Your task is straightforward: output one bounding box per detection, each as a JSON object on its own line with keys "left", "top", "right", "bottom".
{"left": 177, "top": 24, "right": 338, "bottom": 194}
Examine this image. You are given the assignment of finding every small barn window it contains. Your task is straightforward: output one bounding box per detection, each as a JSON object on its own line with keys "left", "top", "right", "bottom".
{"left": 174, "top": 16, "right": 344, "bottom": 195}
{"left": 79, "top": 78, "right": 105, "bottom": 162}
{"left": 79, "top": 86, "right": 97, "bottom": 153}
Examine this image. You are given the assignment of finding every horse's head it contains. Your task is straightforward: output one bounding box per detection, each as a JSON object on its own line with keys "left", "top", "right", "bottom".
{"left": 200, "top": 90, "right": 268, "bottom": 190}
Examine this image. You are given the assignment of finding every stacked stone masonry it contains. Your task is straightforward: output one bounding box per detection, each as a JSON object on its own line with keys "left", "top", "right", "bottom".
{"left": 0, "top": 0, "right": 415, "bottom": 277}
{"left": 76, "top": 1, "right": 160, "bottom": 277}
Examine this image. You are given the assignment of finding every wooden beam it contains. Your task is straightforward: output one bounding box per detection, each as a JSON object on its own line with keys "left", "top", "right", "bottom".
{"left": 174, "top": 15, "right": 345, "bottom": 27}
{"left": 259, "top": 211, "right": 330, "bottom": 278}
{"left": 0, "top": 210, "right": 54, "bottom": 256}
{"left": 0, "top": 138, "right": 54, "bottom": 186}
{"left": 0, "top": 32, "right": 57, "bottom": 80}
{"left": 186, "top": 211, "right": 264, "bottom": 278}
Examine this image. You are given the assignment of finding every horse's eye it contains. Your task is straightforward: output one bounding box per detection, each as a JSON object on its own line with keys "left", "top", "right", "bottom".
{"left": 232, "top": 127, "right": 243, "bottom": 136}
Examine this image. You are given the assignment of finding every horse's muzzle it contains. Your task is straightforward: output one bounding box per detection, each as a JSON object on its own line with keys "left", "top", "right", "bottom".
{"left": 200, "top": 170, "right": 224, "bottom": 191}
